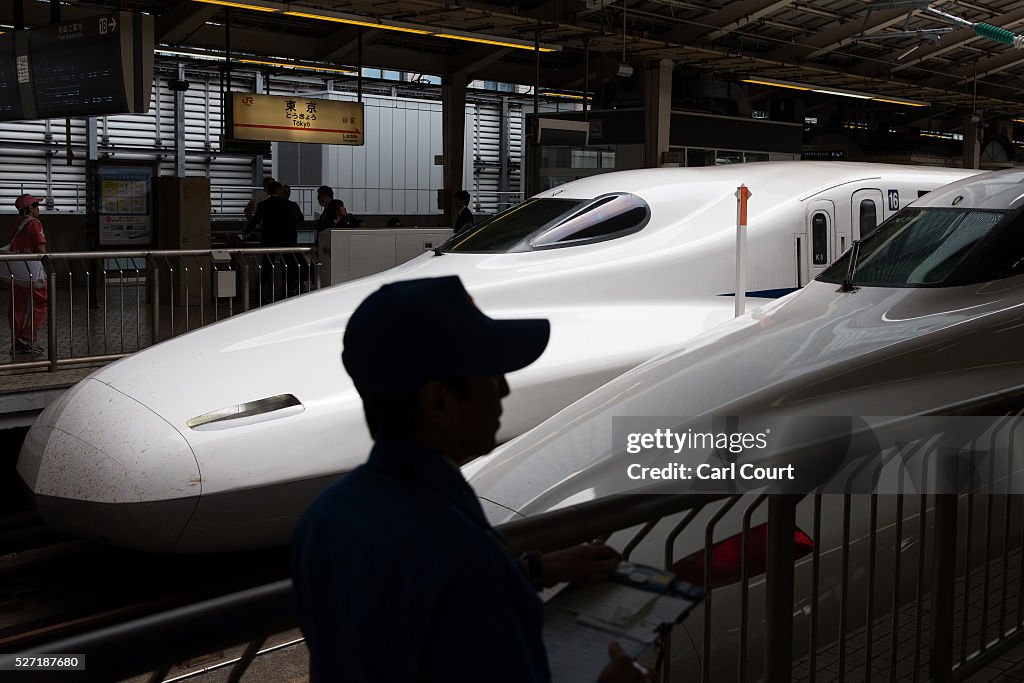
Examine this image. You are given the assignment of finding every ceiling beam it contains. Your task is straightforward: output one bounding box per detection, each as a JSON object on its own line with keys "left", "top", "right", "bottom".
{"left": 675, "top": 0, "right": 795, "bottom": 45}
{"left": 924, "top": 48, "right": 1024, "bottom": 88}
{"left": 767, "top": 8, "right": 909, "bottom": 63}
{"left": 156, "top": 2, "right": 219, "bottom": 45}
{"left": 451, "top": 46, "right": 513, "bottom": 79}
{"left": 316, "top": 28, "right": 382, "bottom": 62}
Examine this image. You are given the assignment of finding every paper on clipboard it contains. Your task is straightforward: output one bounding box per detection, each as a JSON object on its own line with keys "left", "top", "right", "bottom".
{"left": 542, "top": 579, "right": 701, "bottom": 683}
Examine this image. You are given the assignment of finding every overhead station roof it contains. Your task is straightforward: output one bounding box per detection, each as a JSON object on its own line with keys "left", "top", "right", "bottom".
{"left": 8, "top": 1, "right": 1024, "bottom": 112}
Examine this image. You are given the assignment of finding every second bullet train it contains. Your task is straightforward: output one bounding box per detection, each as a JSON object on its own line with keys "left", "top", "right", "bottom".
{"left": 466, "top": 166, "right": 1024, "bottom": 516}
{"left": 16, "top": 162, "right": 975, "bottom": 551}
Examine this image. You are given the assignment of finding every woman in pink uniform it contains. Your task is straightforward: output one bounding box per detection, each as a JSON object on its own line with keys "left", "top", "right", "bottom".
{"left": 8, "top": 193, "right": 48, "bottom": 355}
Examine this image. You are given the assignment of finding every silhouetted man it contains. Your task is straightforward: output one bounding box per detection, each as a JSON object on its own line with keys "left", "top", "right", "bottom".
{"left": 292, "top": 276, "right": 645, "bottom": 682}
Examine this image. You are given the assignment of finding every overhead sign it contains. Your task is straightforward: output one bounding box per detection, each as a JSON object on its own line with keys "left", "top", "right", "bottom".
{"left": 0, "top": 12, "right": 154, "bottom": 122}
{"left": 231, "top": 93, "right": 364, "bottom": 145}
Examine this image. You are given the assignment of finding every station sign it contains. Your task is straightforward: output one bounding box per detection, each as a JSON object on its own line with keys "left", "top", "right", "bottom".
{"left": 231, "top": 93, "right": 364, "bottom": 145}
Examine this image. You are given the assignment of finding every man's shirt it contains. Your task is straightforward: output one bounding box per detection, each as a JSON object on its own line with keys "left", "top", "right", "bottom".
{"left": 292, "top": 441, "right": 549, "bottom": 682}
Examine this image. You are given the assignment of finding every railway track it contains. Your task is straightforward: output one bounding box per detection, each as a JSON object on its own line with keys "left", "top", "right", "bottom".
{"left": 0, "top": 539, "right": 292, "bottom": 653}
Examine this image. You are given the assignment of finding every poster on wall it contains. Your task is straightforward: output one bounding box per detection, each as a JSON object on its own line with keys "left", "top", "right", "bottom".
{"left": 96, "top": 164, "right": 153, "bottom": 245}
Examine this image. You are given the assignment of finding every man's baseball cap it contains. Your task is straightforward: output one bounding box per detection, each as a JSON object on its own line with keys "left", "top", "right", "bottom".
{"left": 14, "top": 194, "right": 44, "bottom": 210}
{"left": 342, "top": 276, "right": 550, "bottom": 399}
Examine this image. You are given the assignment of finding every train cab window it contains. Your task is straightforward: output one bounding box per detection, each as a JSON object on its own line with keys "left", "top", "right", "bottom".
{"left": 443, "top": 194, "right": 649, "bottom": 253}
{"left": 811, "top": 212, "right": 828, "bottom": 265}
{"left": 443, "top": 198, "right": 583, "bottom": 252}
{"left": 530, "top": 193, "right": 649, "bottom": 249}
{"left": 859, "top": 200, "right": 878, "bottom": 237}
{"left": 818, "top": 208, "right": 1005, "bottom": 287}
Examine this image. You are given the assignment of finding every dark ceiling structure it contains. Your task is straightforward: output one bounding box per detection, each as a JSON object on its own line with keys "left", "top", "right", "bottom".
{"left": 8, "top": 1, "right": 1024, "bottom": 121}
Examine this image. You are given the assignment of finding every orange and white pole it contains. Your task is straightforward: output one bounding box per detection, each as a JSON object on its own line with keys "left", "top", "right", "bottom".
{"left": 735, "top": 184, "right": 751, "bottom": 318}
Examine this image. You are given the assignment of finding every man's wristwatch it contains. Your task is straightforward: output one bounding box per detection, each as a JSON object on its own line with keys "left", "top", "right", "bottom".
{"left": 521, "top": 550, "right": 545, "bottom": 591}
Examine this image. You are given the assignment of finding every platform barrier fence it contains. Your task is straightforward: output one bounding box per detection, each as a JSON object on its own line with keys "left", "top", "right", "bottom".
{"left": 0, "top": 248, "right": 321, "bottom": 373}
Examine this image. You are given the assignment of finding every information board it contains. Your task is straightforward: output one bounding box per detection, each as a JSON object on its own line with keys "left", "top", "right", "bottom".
{"left": 231, "top": 93, "right": 364, "bottom": 145}
{"left": 0, "top": 34, "right": 25, "bottom": 121}
{"left": 96, "top": 165, "right": 153, "bottom": 246}
{"left": 0, "top": 12, "right": 153, "bottom": 122}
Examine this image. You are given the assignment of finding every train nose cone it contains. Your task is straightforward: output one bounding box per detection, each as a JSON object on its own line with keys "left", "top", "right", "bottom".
{"left": 16, "top": 378, "right": 202, "bottom": 552}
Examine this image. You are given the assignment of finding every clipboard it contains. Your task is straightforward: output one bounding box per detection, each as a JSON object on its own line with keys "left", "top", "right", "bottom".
{"left": 542, "top": 563, "right": 704, "bottom": 683}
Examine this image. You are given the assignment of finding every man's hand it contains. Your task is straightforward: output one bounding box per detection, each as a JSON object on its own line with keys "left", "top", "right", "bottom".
{"left": 598, "top": 642, "right": 650, "bottom": 682}
{"left": 540, "top": 541, "right": 622, "bottom": 587}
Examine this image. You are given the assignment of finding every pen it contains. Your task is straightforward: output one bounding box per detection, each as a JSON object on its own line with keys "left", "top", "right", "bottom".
{"left": 632, "top": 660, "right": 650, "bottom": 676}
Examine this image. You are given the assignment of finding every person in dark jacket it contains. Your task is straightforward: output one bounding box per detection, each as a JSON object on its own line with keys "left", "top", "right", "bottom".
{"left": 292, "top": 276, "right": 645, "bottom": 682}
{"left": 316, "top": 185, "right": 335, "bottom": 231}
{"left": 245, "top": 181, "right": 300, "bottom": 247}
{"left": 245, "top": 182, "right": 304, "bottom": 299}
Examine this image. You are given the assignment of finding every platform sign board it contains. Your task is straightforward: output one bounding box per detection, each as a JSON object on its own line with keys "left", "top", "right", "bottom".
{"left": 96, "top": 164, "right": 154, "bottom": 245}
{"left": 231, "top": 93, "right": 364, "bottom": 145}
{"left": 0, "top": 12, "right": 154, "bottom": 122}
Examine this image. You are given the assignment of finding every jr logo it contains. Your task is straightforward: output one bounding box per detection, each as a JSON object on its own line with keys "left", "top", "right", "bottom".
{"left": 888, "top": 189, "right": 900, "bottom": 211}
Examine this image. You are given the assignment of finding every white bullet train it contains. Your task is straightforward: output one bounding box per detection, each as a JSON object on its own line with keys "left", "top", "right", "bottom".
{"left": 16, "top": 162, "right": 975, "bottom": 552}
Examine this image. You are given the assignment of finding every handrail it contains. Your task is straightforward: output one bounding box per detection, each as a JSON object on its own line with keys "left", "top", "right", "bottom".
{"left": 501, "top": 492, "right": 732, "bottom": 556}
{"left": 0, "top": 247, "right": 314, "bottom": 261}
{"left": 1, "top": 247, "right": 322, "bottom": 372}
{"left": 0, "top": 581, "right": 296, "bottom": 683}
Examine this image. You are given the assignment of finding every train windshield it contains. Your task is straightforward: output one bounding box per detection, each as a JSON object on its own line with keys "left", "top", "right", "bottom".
{"left": 442, "top": 193, "right": 650, "bottom": 253}
{"left": 818, "top": 208, "right": 1007, "bottom": 287}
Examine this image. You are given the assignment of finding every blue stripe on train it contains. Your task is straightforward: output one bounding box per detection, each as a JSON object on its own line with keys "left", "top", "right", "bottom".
{"left": 718, "top": 287, "right": 800, "bottom": 299}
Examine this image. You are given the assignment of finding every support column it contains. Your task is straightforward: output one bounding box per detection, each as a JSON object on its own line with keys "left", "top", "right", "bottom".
{"left": 963, "top": 113, "right": 981, "bottom": 169}
{"left": 644, "top": 58, "right": 673, "bottom": 168}
{"left": 86, "top": 117, "right": 99, "bottom": 308}
{"left": 252, "top": 71, "right": 265, "bottom": 185}
{"left": 441, "top": 75, "right": 467, "bottom": 228}
{"left": 86, "top": 118, "right": 98, "bottom": 161}
{"left": 174, "top": 64, "right": 187, "bottom": 178}
{"left": 499, "top": 96, "right": 510, "bottom": 210}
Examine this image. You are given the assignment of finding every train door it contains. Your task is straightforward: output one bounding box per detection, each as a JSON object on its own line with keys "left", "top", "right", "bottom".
{"left": 851, "top": 189, "right": 884, "bottom": 240}
{"left": 797, "top": 200, "right": 835, "bottom": 286}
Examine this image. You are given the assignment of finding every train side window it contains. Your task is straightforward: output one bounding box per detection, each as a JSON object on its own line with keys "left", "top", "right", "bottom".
{"left": 530, "top": 193, "right": 650, "bottom": 249}
{"left": 812, "top": 212, "right": 828, "bottom": 265}
{"left": 859, "top": 199, "right": 878, "bottom": 237}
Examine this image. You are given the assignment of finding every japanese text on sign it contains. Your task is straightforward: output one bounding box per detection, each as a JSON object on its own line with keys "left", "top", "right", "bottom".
{"left": 231, "top": 93, "right": 364, "bottom": 145}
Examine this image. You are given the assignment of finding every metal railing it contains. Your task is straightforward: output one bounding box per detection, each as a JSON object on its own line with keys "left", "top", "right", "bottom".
{"left": 12, "top": 389, "right": 1024, "bottom": 682}
{"left": 0, "top": 248, "right": 321, "bottom": 372}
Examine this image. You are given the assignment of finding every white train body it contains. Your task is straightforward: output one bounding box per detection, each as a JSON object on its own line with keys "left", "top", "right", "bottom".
{"left": 16, "top": 162, "right": 975, "bottom": 552}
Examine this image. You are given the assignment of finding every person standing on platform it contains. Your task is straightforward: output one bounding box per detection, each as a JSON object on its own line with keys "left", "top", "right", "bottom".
{"left": 245, "top": 182, "right": 302, "bottom": 299}
{"left": 245, "top": 182, "right": 299, "bottom": 248}
{"left": 453, "top": 189, "right": 474, "bottom": 234}
{"left": 7, "top": 194, "right": 48, "bottom": 356}
{"left": 245, "top": 176, "right": 276, "bottom": 223}
{"left": 281, "top": 184, "right": 305, "bottom": 231}
{"left": 292, "top": 276, "right": 646, "bottom": 683}
{"left": 316, "top": 185, "right": 335, "bottom": 231}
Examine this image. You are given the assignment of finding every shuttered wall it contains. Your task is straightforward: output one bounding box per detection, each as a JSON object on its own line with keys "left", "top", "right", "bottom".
{"left": 0, "top": 67, "right": 523, "bottom": 219}
{"left": 471, "top": 98, "right": 523, "bottom": 215}
{"left": 0, "top": 68, "right": 271, "bottom": 217}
